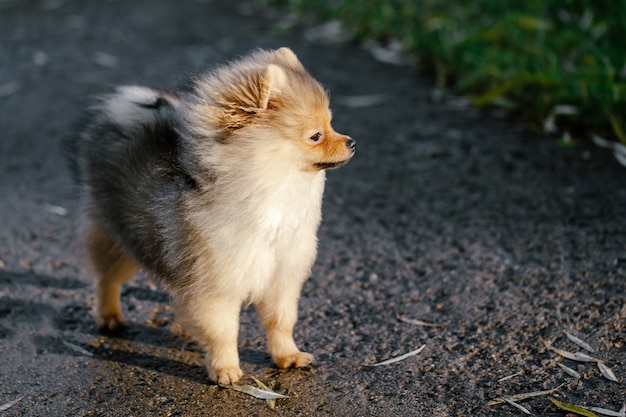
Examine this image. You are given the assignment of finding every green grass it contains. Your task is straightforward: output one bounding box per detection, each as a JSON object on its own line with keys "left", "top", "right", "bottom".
{"left": 271, "top": 0, "right": 626, "bottom": 144}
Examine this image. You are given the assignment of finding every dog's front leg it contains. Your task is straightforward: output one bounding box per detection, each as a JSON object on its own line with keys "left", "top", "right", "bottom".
{"left": 256, "top": 281, "right": 313, "bottom": 369}
{"left": 175, "top": 293, "right": 243, "bottom": 384}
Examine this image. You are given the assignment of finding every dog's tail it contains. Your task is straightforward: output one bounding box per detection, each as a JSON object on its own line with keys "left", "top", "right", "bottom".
{"left": 94, "top": 85, "right": 182, "bottom": 129}
{"left": 64, "top": 86, "right": 182, "bottom": 183}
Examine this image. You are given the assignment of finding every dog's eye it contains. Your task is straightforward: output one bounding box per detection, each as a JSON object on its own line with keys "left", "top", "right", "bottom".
{"left": 309, "top": 132, "right": 323, "bottom": 142}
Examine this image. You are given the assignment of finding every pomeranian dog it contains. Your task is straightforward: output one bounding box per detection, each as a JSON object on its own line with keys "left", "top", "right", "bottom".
{"left": 69, "top": 48, "right": 355, "bottom": 384}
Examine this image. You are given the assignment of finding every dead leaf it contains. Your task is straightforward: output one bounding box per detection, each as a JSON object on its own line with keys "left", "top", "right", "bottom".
{"left": 396, "top": 314, "right": 443, "bottom": 327}
{"left": 497, "top": 371, "right": 523, "bottom": 383}
{"left": 549, "top": 397, "right": 598, "bottom": 417}
{"left": 597, "top": 362, "right": 619, "bottom": 382}
{"left": 557, "top": 363, "right": 581, "bottom": 378}
{"left": 503, "top": 398, "right": 532, "bottom": 415}
{"left": 486, "top": 385, "right": 562, "bottom": 406}
{"left": 543, "top": 340, "right": 595, "bottom": 362}
{"left": 565, "top": 332, "right": 595, "bottom": 353}
{"left": 62, "top": 341, "right": 93, "bottom": 357}
{"left": 584, "top": 405, "right": 626, "bottom": 417}
{"left": 226, "top": 384, "right": 290, "bottom": 400}
{"left": 0, "top": 396, "right": 23, "bottom": 412}
{"left": 250, "top": 376, "right": 277, "bottom": 410}
{"left": 367, "top": 344, "right": 426, "bottom": 367}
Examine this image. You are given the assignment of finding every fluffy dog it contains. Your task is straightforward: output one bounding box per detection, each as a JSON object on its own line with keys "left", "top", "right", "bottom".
{"left": 69, "top": 48, "right": 355, "bottom": 384}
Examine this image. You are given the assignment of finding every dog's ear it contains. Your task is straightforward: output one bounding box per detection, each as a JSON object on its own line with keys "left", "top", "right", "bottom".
{"left": 188, "top": 63, "right": 288, "bottom": 131}
{"left": 258, "top": 64, "right": 286, "bottom": 110}
{"left": 273, "top": 48, "right": 304, "bottom": 71}
{"left": 225, "top": 63, "right": 285, "bottom": 115}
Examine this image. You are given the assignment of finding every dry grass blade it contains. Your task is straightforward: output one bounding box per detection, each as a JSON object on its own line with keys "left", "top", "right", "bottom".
{"left": 396, "top": 314, "right": 443, "bottom": 327}
{"left": 585, "top": 405, "right": 626, "bottom": 417}
{"left": 226, "top": 384, "right": 290, "bottom": 400}
{"left": 367, "top": 344, "right": 426, "bottom": 367}
{"left": 558, "top": 363, "right": 581, "bottom": 378}
{"left": 485, "top": 385, "right": 562, "bottom": 406}
{"left": 565, "top": 332, "right": 595, "bottom": 353}
{"left": 62, "top": 341, "right": 93, "bottom": 357}
{"left": 503, "top": 398, "right": 532, "bottom": 415}
{"left": 250, "top": 376, "right": 277, "bottom": 410}
{"left": 0, "top": 396, "right": 23, "bottom": 412}
{"left": 544, "top": 342, "right": 595, "bottom": 362}
{"left": 597, "top": 362, "right": 619, "bottom": 382}
{"left": 497, "top": 371, "right": 523, "bottom": 383}
{"left": 549, "top": 397, "right": 598, "bottom": 417}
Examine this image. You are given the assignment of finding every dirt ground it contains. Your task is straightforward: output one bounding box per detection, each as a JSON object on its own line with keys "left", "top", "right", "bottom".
{"left": 0, "top": 1, "right": 624, "bottom": 416}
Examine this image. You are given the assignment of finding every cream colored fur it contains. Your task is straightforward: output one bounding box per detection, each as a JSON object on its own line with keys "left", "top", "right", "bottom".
{"left": 86, "top": 48, "right": 355, "bottom": 385}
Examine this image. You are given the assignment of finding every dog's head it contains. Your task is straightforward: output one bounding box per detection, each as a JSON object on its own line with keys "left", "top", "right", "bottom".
{"left": 187, "top": 48, "right": 355, "bottom": 171}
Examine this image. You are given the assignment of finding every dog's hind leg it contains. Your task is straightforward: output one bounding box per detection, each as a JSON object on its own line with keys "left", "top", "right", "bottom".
{"left": 87, "top": 222, "right": 138, "bottom": 331}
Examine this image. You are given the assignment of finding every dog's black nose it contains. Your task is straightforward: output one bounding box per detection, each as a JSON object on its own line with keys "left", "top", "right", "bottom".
{"left": 346, "top": 138, "right": 356, "bottom": 151}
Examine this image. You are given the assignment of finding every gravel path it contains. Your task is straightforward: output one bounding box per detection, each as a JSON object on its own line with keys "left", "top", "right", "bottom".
{"left": 0, "top": 1, "right": 624, "bottom": 416}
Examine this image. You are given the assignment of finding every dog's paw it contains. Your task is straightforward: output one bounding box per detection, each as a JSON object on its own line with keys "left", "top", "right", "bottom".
{"left": 274, "top": 351, "right": 314, "bottom": 369}
{"left": 97, "top": 312, "right": 126, "bottom": 332}
{"left": 210, "top": 366, "right": 243, "bottom": 385}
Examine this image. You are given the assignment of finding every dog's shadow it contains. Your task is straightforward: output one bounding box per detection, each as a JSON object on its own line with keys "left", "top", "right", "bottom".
{"left": 3, "top": 271, "right": 285, "bottom": 386}
{"left": 33, "top": 332, "right": 211, "bottom": 384}
{"left": 35, "top": 332, "right": 279, "bottom": 386}
{"left": 47, "top": 285, "right": 274, "bottom": 385}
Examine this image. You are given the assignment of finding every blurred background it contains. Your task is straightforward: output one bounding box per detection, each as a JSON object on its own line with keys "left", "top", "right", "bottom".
{"left": 271, "top": 0, "right": 626, "bottom": 149}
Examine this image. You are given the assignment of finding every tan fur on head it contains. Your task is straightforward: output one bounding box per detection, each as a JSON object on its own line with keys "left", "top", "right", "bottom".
{"left": 214, "top": 63, "right": 286, "bottom": 127}
{"left": 184, "top": 48, "right": 354, "bottom": 171}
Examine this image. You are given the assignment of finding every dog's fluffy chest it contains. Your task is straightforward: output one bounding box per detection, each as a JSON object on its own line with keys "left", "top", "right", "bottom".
{"left": 185, "top": 169, "right": 326, "bottom": 298}
{"left": 258, "top": 173, "right": 324, "bottom": 245}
